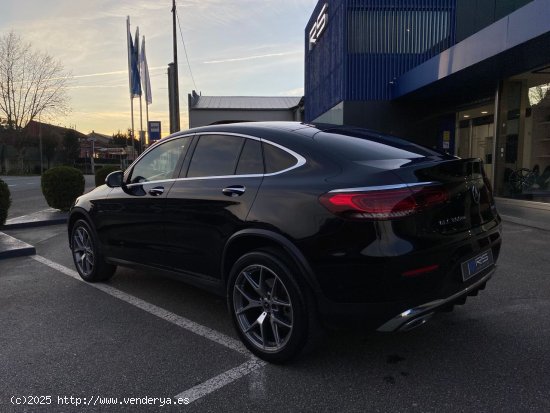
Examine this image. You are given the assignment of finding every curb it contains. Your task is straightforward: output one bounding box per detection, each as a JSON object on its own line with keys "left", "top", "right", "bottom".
{"left": 2, "top": 209, "right": 68, "bottom": 230}
{"left": 1, "top": 216, "right": 68, "bottom": 230}
{"left": 0, "top": 232, "right": 36, "bottom": 259}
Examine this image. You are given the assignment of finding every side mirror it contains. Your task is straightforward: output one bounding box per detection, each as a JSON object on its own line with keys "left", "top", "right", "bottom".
{"left": 105, "top": 170, "right": 124, "bottom": 188}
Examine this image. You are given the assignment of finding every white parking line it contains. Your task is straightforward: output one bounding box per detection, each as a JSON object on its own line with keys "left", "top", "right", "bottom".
{"left": 175, "top": 358, "right": 266, "bottom": 403}
{"left": 31, "top": 255, "right": 266, "bottom": 403}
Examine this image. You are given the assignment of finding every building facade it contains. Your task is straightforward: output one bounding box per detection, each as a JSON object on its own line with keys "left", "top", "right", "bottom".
{"left": 305, "top": 0, "right": 550, "bottom": 204}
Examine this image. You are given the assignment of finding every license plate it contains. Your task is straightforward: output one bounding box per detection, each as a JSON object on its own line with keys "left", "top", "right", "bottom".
{"left": 461, "top": 250, "right": 494, "bottom": 281}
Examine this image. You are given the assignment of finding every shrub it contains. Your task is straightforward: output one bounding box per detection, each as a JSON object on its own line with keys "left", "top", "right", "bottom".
{"left": 0, "top": 179, "right": 11, "bottom": 226}
{"left": 95, "top": 165, "right": 120, "bottom": 187}
{"left": 41, "top": 166, "right": 85, "bottom": 211}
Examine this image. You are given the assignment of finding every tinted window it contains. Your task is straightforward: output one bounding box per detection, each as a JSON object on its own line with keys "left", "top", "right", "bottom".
{"left": 236, "top": 139, "right": 264, "bottom": 175}
{"left": 263, "top": 143, "right": 297, "bottom": 174}
{"left": 129, "top": 137, "right": 189, "bottom": 183}
{"left": 187, "top": 134, "right": 244, "bottom": 178}
{"left": 315, "top": 129, "right": 442, "bottom": 161}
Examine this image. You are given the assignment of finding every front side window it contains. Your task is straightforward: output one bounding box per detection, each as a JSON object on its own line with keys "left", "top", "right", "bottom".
{"left": 187, "top": 134, "right": 244, "bottom": 178}
{"left": 129, "top": 137, "right": 189, "bottom": 184}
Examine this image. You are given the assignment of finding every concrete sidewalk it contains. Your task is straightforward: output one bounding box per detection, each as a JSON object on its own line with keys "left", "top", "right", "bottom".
{"left": 496, "top": 197, "right": 550, "bottom": 232}
{"left": 0, "top": 208, "right": 67, "bottom": 259}
{"left": 2, "top": 208, "right": 68, "bottom": 230}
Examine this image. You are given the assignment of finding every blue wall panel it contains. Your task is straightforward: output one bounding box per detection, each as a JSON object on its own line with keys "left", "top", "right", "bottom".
{"left": 305, "top": 0, "right": 457, "bottom": 121}
{"left": 305, "top": 0, "right": 347, "bottom": 122}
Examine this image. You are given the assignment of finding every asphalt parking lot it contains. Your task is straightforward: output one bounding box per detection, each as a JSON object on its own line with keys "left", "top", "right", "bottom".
{"left": 1, "top": 222, "right": 549, "bottom": 412}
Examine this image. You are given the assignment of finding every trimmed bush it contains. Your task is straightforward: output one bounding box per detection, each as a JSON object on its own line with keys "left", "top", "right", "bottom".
{"left": 41, "top": 166, "right": 85, "bottom": 211}
{"left": 95, "top": 165, "right": 120, "bottom": 187}
{"left": 0, "top": 179, "right": 11, "bottom": 226}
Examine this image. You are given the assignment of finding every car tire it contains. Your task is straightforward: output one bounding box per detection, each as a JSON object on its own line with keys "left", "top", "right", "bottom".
{"left": 228, "top": 248, "right": 318, "bottom": 363}
{"left": 70, "top": 219, "right": 116, "bottom": 282}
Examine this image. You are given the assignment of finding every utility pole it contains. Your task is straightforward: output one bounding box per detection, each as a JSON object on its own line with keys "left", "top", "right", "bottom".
{"left": 171, "top": 0, "right": 181, "bottom": 132}
{"left": 38, "top": 119, "right": 43, "bottom": 175}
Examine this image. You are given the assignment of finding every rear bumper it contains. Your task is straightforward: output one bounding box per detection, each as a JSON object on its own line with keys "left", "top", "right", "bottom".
{"left": 376, "top": 267, "right": 495, "bottom": 332}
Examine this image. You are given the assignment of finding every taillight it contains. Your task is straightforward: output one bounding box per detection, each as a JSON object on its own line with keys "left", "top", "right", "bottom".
{"left": 319, "top": 185, "right": 448, "bottom": 220}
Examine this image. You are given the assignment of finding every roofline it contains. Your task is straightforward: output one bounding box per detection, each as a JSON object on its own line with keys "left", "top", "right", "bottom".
{"left": 189, "top": 107, "right": 300, "bottom": 112}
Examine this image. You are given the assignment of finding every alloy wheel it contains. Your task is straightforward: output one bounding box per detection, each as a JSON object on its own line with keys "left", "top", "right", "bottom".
{"left": 72, "top": 226, "right": 95, "bottom": 277}
{"left": 233, "top": 264, "right": 294, "bottom": 352}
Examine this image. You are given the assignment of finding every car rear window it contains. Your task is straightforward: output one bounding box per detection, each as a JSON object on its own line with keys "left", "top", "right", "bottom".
{"left": 315, "top": 129, "right": 442, "bottom": 161}
{"left": 263, "top": 143, "right": 297, "bottom": 174}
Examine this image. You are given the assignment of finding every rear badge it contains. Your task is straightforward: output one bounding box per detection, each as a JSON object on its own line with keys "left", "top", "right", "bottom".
{"left": 438, "top": 216, "right": 466, "bottom": 226}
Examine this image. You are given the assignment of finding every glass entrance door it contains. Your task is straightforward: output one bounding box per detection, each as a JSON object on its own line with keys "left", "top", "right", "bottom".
{"left": 457, "top": 104, "right": 495, "bottom": 184}
{"left": 494, "top": 75, "right": 550, "bottom": 203}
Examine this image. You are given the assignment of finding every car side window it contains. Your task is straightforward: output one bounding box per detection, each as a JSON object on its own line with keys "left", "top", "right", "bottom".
{"left": 129, "top": 137, "right": 189, "bottom": 184}
{"left": 263, "top": 143, "right": 297, "bottom": 173}
{"left": 187, "top": 134, "right": 244, "bottom": 178}
{"left": 236, "top": 139, "right": 264, "bottom": 175}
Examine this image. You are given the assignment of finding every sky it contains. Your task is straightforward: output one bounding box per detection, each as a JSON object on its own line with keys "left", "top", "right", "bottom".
{"left": 0, "top": 0, "right": 318, "bottom": 136}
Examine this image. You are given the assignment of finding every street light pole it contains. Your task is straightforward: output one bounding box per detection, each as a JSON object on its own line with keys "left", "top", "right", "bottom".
{"left": 88, "top": 136, "right": 96, "bottom": 175}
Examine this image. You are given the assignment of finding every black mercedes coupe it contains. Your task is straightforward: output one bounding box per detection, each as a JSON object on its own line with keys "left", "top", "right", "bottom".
{"left": 68, "top": 122, "right": 501, "bottom": 362}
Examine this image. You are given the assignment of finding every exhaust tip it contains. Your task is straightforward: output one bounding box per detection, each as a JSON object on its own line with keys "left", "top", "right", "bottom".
{"left": 399, "top": 312, "right": 434, "bottom": 332}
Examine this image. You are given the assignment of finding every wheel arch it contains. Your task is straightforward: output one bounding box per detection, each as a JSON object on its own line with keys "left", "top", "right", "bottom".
{"left": 222, "top": 229, "right": 321, "bottom": 295}
{"left": 67, "top": 208, "right": 94, "bottom": 249}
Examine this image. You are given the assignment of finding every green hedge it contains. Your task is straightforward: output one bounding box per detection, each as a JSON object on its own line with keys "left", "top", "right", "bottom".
{"left": 41, "top": 166, "right": 85, "bottom": 211}
{"left": 0, "top": 179, "right": 11, "bottom": 226}
{"left": 95, "top": 165, "right": 120, "bottom": 187}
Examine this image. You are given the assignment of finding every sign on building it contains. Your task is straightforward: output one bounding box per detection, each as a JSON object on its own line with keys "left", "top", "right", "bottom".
{"left": 309, "top": 3, "right": 328, "bottom": 50}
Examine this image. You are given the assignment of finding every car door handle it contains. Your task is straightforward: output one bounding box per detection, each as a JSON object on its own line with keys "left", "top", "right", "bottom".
{"left": 148, "top": 186, "right": 164, "bottom": 196}
{"left": 222, "top": 185, "right": 246, "bottom": 197}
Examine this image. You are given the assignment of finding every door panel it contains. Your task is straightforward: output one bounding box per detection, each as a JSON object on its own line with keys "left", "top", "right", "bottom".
{"left": 163, "top": 176, "right": 262, "bottom": 277}
{"left": 93, "top": 136, "right": 192, "bottom": 266}
{"left": 96, "top": 181, "right": 175, "bottom": 266}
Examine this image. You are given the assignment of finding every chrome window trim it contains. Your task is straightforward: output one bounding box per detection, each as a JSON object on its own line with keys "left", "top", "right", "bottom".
{"left": 187, "top": 132, "right": 306, "bottom": 177}
{"left": 125, "top": 178, "right": 177, "bottom": 189}
{"left": 127, "top": 132, "right": 196, "bottom": 171}
{"left": 329, "top": 182, "right": 438, "bottom": 193}
{"left": 125, "top": 130, "right": 306, "bottom": 184}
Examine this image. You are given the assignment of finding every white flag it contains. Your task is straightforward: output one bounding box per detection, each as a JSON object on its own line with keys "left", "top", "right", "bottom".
{"left": 140, "top": 36, "right": 152, "bottom": 105}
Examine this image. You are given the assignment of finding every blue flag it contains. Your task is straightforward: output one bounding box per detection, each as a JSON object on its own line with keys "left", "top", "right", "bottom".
{"left": 127, "top": 17, "right": 141, "bottom": 98}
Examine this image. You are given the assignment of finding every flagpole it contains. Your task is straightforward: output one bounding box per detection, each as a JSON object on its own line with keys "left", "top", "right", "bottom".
{"left": 139, "top": 91, "right": 143, "bottom": 153}
{"left": 126, "top": 16, "right": 136, "bottom": 163}
{"left": 146, "top": 102, "right": 150, "bottom": 146}
{"left": 136, "top": 28, "right": 143, "bottom": 155}
{"left": 141, "top": 35, "right": 152, "bottom": 146}
{"left": 131, "top": 100, "right": 135, "bottom": 162}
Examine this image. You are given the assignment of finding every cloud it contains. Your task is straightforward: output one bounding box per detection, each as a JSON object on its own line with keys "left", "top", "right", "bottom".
{"left": 203, "top": 50, "right": 301, "bottom": 64}
{"left": 66, "top": 85, "right": 128, "bottom": 90}
{"left": 70, "top": 66, "right": 165, "bottom": 79}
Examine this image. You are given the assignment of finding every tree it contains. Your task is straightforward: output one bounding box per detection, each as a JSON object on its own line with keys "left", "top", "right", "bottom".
{"left": 61, "top": 130, "right": 80, "bottom": 166}
{"left": 112, "top": 129, "right": 142, "bottom": 154}
{"left": 0, "top": 31, "right": 69, "bottom": 130}
{"left": 42, "top": 133, "right": 58, "bottom": 170}
{"left": 0, "top": 31, "right": 69, "bottom": 172}
{"left": 112, "top": 130, "right": 131, "bottom": 147}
